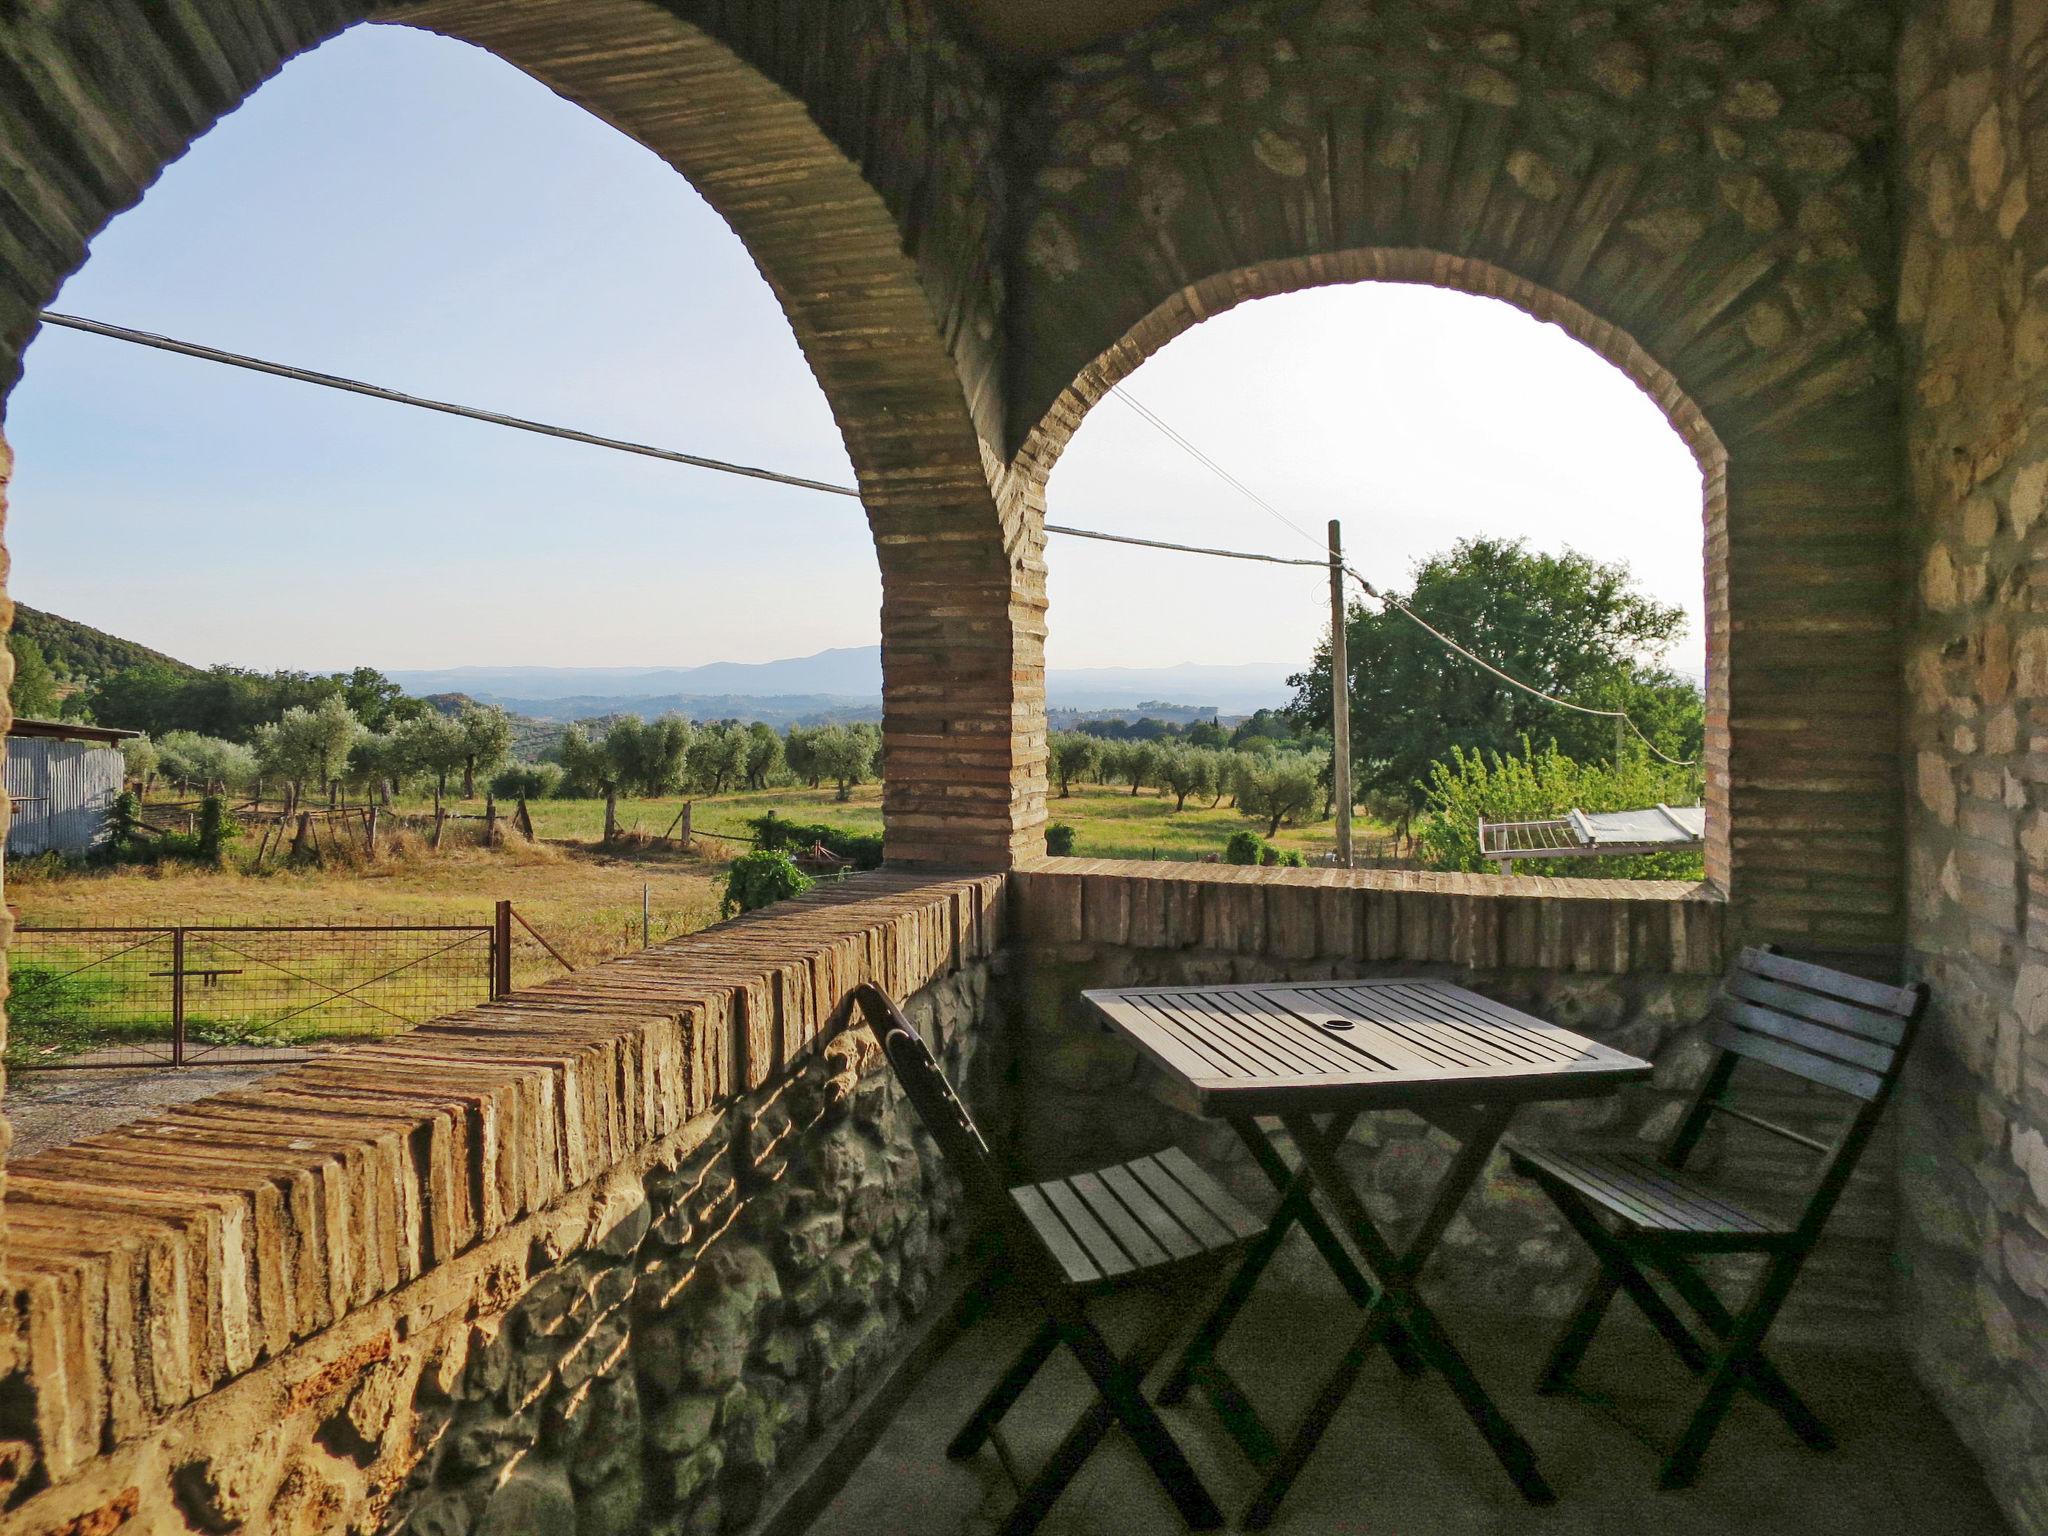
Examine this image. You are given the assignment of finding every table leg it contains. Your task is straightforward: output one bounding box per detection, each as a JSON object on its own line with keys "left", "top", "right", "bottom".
{"left": 1239, "top": 1106, "right": 1554, "bottom": 1529}
{"left": 1162, "top": 1112, "right": 1423, "bottom": 1438}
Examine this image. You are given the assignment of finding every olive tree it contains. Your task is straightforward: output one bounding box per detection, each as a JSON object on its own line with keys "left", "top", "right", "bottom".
{"left": 457, "top": 705, "right": 513, "bottom": 798}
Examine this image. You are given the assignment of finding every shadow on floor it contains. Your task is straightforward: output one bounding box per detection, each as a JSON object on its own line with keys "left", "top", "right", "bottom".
{"left": 815, "top": 1276, "right": 2008, "bottom": 1536}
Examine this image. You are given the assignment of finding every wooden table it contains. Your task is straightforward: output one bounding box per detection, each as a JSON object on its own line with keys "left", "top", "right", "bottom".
{"left": 1083, "top": 976, "right": 1653, "bottom": 1528}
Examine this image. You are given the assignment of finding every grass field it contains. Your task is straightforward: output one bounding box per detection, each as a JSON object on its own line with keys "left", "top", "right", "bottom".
{"left": 433, "top": 781, "right": 1364, "bottom": 862}
{"left": 3, "top": 779, "right": 1364, "bottom": 1062}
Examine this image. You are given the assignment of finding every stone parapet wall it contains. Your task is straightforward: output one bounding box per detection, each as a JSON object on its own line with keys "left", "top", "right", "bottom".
{"left": 0, "top": 873, "right": 1004, "bottom": 1536}
{"left": 1008, "top": 861, "right": 1897, "bottom": 1343}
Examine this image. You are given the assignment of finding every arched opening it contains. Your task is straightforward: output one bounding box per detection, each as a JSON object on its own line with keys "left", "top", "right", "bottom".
{"left": 0, "top": 0, "right": 1034, "bottom": 872}
{"left": 1013, "top": 251, "right": 1729, "bottom": 887}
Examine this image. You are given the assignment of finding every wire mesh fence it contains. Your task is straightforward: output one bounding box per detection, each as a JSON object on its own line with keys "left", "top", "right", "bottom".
{"left": 7, "top": 915, "right": 519, "bottom": 1069}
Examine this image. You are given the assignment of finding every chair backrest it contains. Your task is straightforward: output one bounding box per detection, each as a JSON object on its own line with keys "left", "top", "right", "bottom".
{"left": 839, "top": 981, "right": 1010, "bottom": 1223}
{"left": 1666, "top": 945, "right": 1929, "bottom": 1236}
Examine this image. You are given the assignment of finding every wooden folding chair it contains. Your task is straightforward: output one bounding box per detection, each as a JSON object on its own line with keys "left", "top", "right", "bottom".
{"left": 837, "top": 981, "right": 1260, "bottom": 1534}
{"left": 1507, "top": 945, "right": 1928, "bottom": 1489}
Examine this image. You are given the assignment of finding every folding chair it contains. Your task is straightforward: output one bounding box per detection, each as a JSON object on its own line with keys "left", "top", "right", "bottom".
{"left": 836, "top": 981, "right": 1260, "bottom": 1535}
{"left": 1507, "top": 945, "right": 1928, "bottom": 1489}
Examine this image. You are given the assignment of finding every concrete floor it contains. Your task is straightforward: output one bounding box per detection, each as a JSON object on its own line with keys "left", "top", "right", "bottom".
{"left": 817, "top": 1277, "right": 2010, "bottom": 1536}
{"left": 5, "top": 1062, "right": 285, "bottom": 1157}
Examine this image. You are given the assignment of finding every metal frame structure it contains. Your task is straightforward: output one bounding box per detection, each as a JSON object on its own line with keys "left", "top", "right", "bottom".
{"left": 1480, "top": 803, "right": 1706, "bottom": 873}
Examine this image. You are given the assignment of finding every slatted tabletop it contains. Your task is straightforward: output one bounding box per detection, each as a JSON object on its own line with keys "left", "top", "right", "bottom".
{"left": 1084, "top": 978, "right": 1652, "bottom": 1116}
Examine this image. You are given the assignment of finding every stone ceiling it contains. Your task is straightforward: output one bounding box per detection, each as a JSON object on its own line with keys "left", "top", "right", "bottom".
{"left": 935, "top": 0, "right": 1199, "bottom": 66}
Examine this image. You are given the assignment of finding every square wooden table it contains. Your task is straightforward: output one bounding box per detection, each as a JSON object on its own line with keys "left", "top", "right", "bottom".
{"left": 1083, "top": 976, "right": 1654, "bottom": 1528}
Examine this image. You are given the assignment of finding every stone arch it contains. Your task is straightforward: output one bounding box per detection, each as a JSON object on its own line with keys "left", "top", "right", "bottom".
{"left": 1001, "top": 0, "right": 1904, "bottom": 950}
{"left": 1012, "top": 250, "right": 1733, "bottom": 887}
{"left": 0, "top": 0, "right": 1039, "bottom": 868}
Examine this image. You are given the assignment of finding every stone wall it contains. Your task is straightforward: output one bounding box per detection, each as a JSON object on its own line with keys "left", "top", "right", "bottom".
{"left": 1008, "top": 862, "right": 1898, "bottom": 1342}
{"left": 1896, "top": 1, "right": 2048, "bottom": 1529}
{"left": 1001, "top": 0, "right": 1907, "bottom": 953}
{"left": 0, "top": 873, "right": 1005, "bottom": 1536}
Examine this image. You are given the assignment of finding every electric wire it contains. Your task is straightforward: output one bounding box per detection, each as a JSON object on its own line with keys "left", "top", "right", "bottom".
{"left": 38, "top": 309, "right": 1700, "bottom": 766}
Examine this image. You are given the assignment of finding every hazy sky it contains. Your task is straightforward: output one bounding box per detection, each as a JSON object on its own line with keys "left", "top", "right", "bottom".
{"left": 6, "top": 24, "right": 1706, "bottom": 680}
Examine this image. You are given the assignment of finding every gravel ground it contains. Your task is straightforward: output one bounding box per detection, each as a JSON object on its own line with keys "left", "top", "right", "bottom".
{"left": 6, "top": 1062, "right": 287, "bottom": 1159}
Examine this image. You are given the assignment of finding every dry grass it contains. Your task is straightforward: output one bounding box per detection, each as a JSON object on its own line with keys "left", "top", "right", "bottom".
{"left": 10, "top": 839, "right": 727, "bottom": 979}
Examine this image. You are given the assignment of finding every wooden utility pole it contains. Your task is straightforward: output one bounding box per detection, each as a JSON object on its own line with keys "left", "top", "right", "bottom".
{"left": 1329, "top": 519, "right": 1354, "bottom": 868}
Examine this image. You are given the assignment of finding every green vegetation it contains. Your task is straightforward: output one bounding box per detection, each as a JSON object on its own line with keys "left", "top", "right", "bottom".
{"left": 1045, "top": 823, "right": 1076, "bottom": 856}
{"left": 7, "top": 633, "right": 61, "bottom": 718}
{"left": 748, "top": 813, "right": 884, "bottom": 869}
{"left": 1415, "top": 739, "right": 1705, "bottom": 879}
{"left": 1290, "top": 536, "right": 1704, "bottom": 813}
{"left": 12, "top": 603, "right": 197, "bottom": 688}
{"left": 723, "top": 849, "right": 813, "bottom": 916}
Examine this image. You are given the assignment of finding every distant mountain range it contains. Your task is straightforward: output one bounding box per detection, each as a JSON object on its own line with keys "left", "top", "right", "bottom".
{"left": 388, "top": 647, "right": 1297, "bottom": 720}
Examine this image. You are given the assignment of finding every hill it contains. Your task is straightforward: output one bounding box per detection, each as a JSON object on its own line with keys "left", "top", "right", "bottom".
{"left": 12, "top": 603, "right": 198, "bottom": 684}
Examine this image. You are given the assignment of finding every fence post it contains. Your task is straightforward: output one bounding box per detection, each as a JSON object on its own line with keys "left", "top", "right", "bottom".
{"left": 493, "top": 900, "right": 513, "bottom": 1000}
{"left": 170, "top": 926, "right": 186, "bottom": 1067}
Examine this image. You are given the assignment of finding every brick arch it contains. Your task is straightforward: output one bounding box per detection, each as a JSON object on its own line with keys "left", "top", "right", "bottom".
{"left": 1001, "top": 0, "right": 1905, "bottom": 950}
{"left": 0, "top": 0, "right": 1038, "bottom": 868}
{"left": 1011, "top": 250, "right": 1733, "bottom": 887}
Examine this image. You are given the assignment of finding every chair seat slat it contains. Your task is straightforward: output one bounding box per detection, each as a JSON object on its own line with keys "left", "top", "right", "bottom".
{"left": 1012, "top": 1184, "right": 1101, "bottom": 1285}
{"left": 1153, "top": 1146, "right": 1267, "bottom": 1241}
{"left": 1126, "top": 1154, "right": 1238, "bottom": 1248}
{"left": 1038, "top": 1178, "right": 1140, "bottom": 1280}
{"left": 1718, "top": 997, "right": 1897, "bottom": 1073}
{"left": 1512, "top": 1145, "right": 1783, "bottom": 1236}
{"left": 1092, "top": 1162, "right": 1205, "bottom": 1260}
{"left": 1067, "top": 1171, "right": 1175, "bottom": 1269}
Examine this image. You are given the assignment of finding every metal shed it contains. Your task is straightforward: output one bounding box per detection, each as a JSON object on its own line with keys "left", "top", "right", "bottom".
{"left": 6, "top": 718, "right": 139, "bottom": 857}
{"left": 1479, "top": 803, "right": 1706, "bottom": 873}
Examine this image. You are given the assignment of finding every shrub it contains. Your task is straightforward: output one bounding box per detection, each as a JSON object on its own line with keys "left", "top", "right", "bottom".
{"left": 747, "top": 814, "right": 885, "bottom": 870}
{"left": 1279, "top": 849, "right": 1305, "bottom": 867}
{"left": 491, "top": 763, "right": 563, "bottom": 800}
{"left": 196, "top": 796, "right": 235, "bottom": 862}
{"left": 1259, "top": 843, "right": 1281, "bottom": 866}
{"left": 1045, "top": 822, "right": 1077, "bottom": 856}
{"left": 1225, "top": 829, "right": 1265, "bottom": 865}
{"left": 723, "top": 849, "right": 815, "bottom": 916}
{"left": 1415, "top": 738, "right": 1705, "bottom": 879}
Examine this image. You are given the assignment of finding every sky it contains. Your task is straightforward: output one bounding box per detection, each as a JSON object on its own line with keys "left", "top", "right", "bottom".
{"left": 5, "top": 24, "right": 1706, "bottom": 681}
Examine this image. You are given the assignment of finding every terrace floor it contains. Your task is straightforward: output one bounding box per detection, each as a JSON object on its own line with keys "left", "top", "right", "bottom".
{"left": 817, "top": 1275, "right": 2009, "bottom": 1536}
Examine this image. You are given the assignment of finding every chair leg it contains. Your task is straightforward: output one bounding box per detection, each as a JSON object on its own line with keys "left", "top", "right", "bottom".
{"left": 1534, "top": 1181, "right": 1716, "bottom": 1387}
{"left": 1537, "top": 1266, "right": 1621, "bottom": 1395}
{"left": 950, "top": 1317, "right": 1060, "bottom": 1460}
{"left": 1058, "top": 1308, "right": 1223, "bottom": 1532}
{"left": 1650, "top": 1251, "right": 1834, "bottom": 1452}
{"left": 1659, "top": 1254, "right": 1805, "bottom": 1490}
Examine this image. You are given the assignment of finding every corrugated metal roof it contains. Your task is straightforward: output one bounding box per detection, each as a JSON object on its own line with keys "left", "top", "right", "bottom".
{"left": 8, "top": 717, "right": 141, "bottom": 743}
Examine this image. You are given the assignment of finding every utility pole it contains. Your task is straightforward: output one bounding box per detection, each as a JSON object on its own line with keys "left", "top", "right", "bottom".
{"left": 1329, "top": 519, "right": 1354, "bottom": 868}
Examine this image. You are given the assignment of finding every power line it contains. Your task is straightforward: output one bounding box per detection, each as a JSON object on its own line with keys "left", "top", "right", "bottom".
{"left": 35, "top": 310, "right": 1320, "bottom": 571}
{"left": 39, "top": 308, "right": 1699, "bottom": 766}
{"left": 1109, "top": 380, "right": 1699, "bottom": 769}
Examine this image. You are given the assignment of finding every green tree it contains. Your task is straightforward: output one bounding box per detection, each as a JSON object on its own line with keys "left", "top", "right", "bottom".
{"left": 1288, "top": 537, "right": 1698, "bottom": 812}
{"left": 743, "top": 721, "right": 785, "bottom": 790}
{"left": 8, "top": 633, "right": 61, "bottom": 719}
{"left": 1237, "top": 752, "right": 1326, "bottom": 837}
{"left": 685, "top": 721, "right": 748, "bottom": 793}
{"left": 397, "top": 711, "right": 471, "bottom": 816}
{"left": 810, "top": 724, "right": 878, "bottom": 802}
{"left": 157, "top": 731, "right": 256, "bottom": 795}
{"left": 120, "top": 734, "right": 159, "bottom": 794}
{"left": 1049, "top": 732, "right": 1099, "bottom": 797}
{"left": 1152, "top": 744, "right": 1216, "bottom": 812}
{"left": 255, "top": 696, "right": 362, "bottom": 807}
{"left": 457, "top": 705, "right": 514, "bottom": 798}
{"left": 1120, "top": 740, "right": 1161, "bottom": 797}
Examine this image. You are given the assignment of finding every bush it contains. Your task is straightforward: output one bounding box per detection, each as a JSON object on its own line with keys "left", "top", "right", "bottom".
{"left": 1259, "top": 843, "right": 1281, "bottom": 866}
{"left": 1225, "top": 829, "right": 1266, "bottom": 865}
{"left": 1045, "top": 822, "right": 1077, "bottom": 856}
{"left": 747, "top": 814, "right": 885, "bottom": 870}
{"left": 723, "top": 849, "right": 815, "bottom": 916}
{"left": 1415, "top": 738, "right": 1706, "bottom": 879}
{"left": 492, "top": 763, "right": 563, "bottom": 800}
{"left": 196, "top": 796, "right": 235, "bottom": 862}
{"left": 1279, "top": 849, "right": 1305, "bottom": 867}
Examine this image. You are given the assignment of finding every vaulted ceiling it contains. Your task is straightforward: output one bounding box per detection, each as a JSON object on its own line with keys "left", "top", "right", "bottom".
{"left": 935, "top": 0, "right": 1199, "bottom": 66}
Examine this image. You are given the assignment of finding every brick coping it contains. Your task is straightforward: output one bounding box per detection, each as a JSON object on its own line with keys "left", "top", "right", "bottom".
{"left": 1012, "top": 856, "right": 1722, "bottom": 903}
{"left": 4, "top": 871, "right": 1006, "bottom": 1472}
